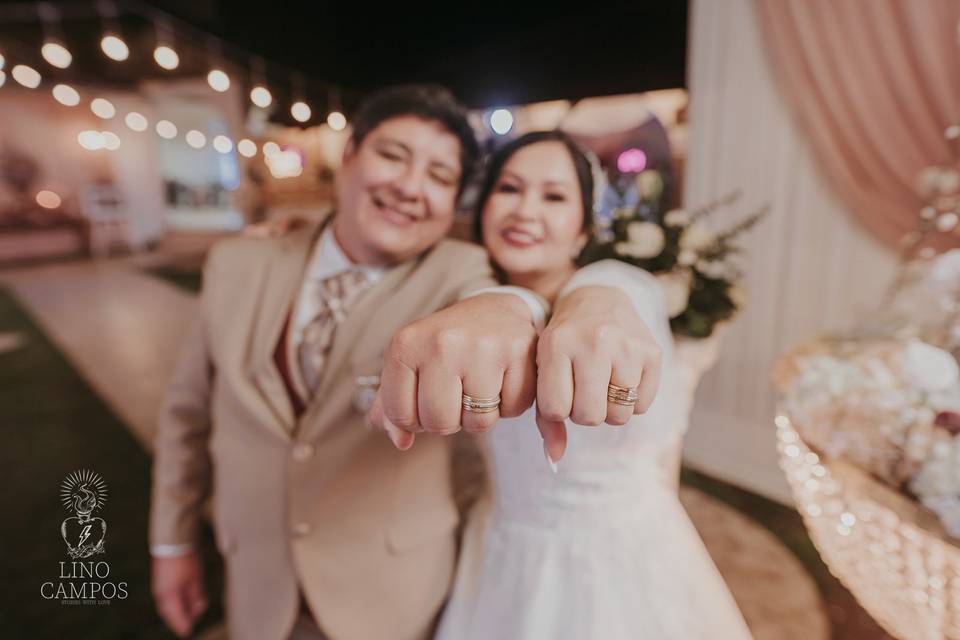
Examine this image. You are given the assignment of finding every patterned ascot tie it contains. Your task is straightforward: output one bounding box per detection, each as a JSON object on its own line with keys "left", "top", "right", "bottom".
{"left": 298, "top": 269, "right": 372, "bottom": 398}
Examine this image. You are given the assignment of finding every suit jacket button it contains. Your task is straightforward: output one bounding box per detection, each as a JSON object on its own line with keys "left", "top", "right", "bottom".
{"left": 291, "top": 522, "right": 312, "bottom": 538}
{"left": 292, "top": 443, "right": 315, "bottom": 462}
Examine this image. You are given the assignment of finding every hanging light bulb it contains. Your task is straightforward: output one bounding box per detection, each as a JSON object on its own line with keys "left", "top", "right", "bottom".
{"left": 77, "top": 130, "right": 105, "bottom": 150}
{"left": 90, "top": 98, "right": 116, "bottom": 119}
{"left": 52, "top": 84, "right": 80, "bottom": 106}
{"left": 250, "top": 86, "right": 272, "bottom": 108}
{"left": 207, "top": 69, "right": 231, "bottom": 92}
{"left": 153, "top": 45, "right": 179, "bottom": 70}
{"left": 156, "top": 120, "right": 177, "bottom": 139}
{"left": 291, "top": 101, "right": 311, "bottom": 123}
{"left": 124, "top": 112, "right": 148, "bottom": 132}
{"left": 0, "top": 71, "right": 6, "bottom": 89}
{"left": 12, "top": 64, "right": 41, "bottom": 89}
{"left": 213, "top": 135, "right": 233, "bottom": 154}
{"left": 237, "top": 139, "right": 257, "bottom": 158}
{"left": 101, "top": 131, "right": 121, "bottom": 150}
{"left": 101, "top": 34, "right": 129, "bottom": 61}
{"left": 185, "top": 130, "right": 207, "bottom": 149}
{"left": 262, "top": 141, "right": 281, "bottom": 157}
{"left": 326, "top": 111, "right": 347, "bottom": 131}
{"left": 41, "top": 40, "right": 72, "bottom": 69}
{"left": 0, "top": 52, "right": 5, "bottom": 70}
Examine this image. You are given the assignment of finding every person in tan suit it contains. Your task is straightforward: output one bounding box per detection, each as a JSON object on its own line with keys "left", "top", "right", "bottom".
{"left": 149, "top": 85, "right": 661, "bottom": 640}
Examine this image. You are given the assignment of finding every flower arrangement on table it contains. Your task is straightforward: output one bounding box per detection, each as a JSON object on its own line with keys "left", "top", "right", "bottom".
{"left": 581, "top": 169, "right": 766, "bottom": 339}
{"left": 775, "top": 318, "right": 960, "bottom": 537}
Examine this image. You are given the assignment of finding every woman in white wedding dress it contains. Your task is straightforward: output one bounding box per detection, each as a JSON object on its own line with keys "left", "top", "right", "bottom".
{"left": 435, "top": 131, "right": 753, "bottom": 640}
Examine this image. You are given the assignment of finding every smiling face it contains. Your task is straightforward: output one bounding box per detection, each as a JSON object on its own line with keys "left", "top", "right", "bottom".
{"left": 334, "top": 115, "right": 463, "bottom": 265}
{"left": 481, "top": 140, "right": 588, "bottom": 292}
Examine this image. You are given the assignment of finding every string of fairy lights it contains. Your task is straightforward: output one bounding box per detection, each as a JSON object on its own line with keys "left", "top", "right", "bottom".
{"left": 0, "top": 1, "right": 349, "bottom": 179}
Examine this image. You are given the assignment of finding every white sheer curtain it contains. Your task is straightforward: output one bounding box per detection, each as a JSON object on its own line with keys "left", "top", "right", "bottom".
{"left": 681, "top": 0, "right": 898, "bottom": 503}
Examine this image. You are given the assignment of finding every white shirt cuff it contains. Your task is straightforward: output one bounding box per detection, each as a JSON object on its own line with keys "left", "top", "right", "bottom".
{"left": 461, "top": 286, "right": 549, "bottom": 332}
{"left": 150, "top": 543, "right": 197, "bottom": 558}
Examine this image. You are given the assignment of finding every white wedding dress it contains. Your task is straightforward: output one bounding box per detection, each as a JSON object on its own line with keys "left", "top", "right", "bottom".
{"left": 436, "top": 261, "right": 753, "bottom": 640}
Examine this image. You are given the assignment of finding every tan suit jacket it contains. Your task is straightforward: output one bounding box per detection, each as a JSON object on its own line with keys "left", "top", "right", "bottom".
{"left": 149, "top": 217, "right": 497, "bottom": 640}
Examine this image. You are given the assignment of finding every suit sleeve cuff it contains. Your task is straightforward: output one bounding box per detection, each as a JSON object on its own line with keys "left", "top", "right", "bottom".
{"left": 460, "top": 286, "right": 549, "bottom": 332}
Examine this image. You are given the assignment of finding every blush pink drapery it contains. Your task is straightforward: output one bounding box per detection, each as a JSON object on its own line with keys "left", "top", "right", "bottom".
{"left": 754, "top": 0, "right": 960, "bottom": 251}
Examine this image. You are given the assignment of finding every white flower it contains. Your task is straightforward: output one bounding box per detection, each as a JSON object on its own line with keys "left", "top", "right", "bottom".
{"left": 664, "top": 209, "right": 690, "bottom": 228}
{"left": 656, "top": 269, "right": 692, "bottom": 318}
{"left": 729, "top": 284, "right": 747, "bottom": 308}
{"left": 901, "top": 339, "right": 960, "bottom": 392}
{"left": 636, "top": 171, "right": 664, "bottom": 200}
{"left": 679, "top": 223, "right": 716, "bottom": 252}
{"left": 677, "top": 249, "right": 698, "bottom": 266}
{"left": 917, "top": 167, "right": 960, "bottom": 198}
{"left": 696, "top": 259, "right": 726, "bottom": 279}
{"left": 616, "top": 221, "right": 665, "bottom": 259}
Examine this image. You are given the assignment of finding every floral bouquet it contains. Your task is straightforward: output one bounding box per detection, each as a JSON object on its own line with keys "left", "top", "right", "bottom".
{"left": 582, "top": 170, "right": 766, "bottom": 338}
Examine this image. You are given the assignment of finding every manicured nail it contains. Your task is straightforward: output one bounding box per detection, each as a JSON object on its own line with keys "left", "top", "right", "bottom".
{"left": 543, "top": 442, "right": 558, "bottom": 474}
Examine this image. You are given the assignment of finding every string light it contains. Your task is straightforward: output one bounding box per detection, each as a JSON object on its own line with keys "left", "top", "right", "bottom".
{"left": 237, "top": 139, "right": 257, "bottom": 157}
{"left": 38, "top": 4, "right": 72, "bottom": 69}
{"left": 41, "top": 41, "right": 72, "bottom": 69}
{"left": 124, "top": 112, "right": 148, "bottom": 132}
{"left": 212, "top": 135, "right": 233, "bottom": 153}
{"left": 207, "top": 69, "right": 230, "bottom": 92}
{"left": 102, "top": 131, "right": 121, "bottom": 150}
{"left": 154, "top": 45, "right": 179, "bottom": 70}
{"left": 250, "top": 86, "right": 272, "bottom": 108}
{"left": 185, "top": 129, "right": 207, "bottom": 149}
{"left": 262, "top": 141, "right": 281, "bottom": 157}
{"left": 101, "top": 34, "right": 129, "bottom": 61}
{"left": 77, "top": 130, "right": 105, "bottom": 150}
{"left": 12, "top": 64, "right": 41, "bottom": 88}
{"left": 156, "top": 120, "right": 177, "bottom": 139}
{"left": 327, "top": 111, "right": 347, "bottom": 131}
{"left": 90, "top": 98, "right": 116, "bottom": 119}
{"left": 52, "top": 84, "right": 80, "bottom": 106}
{"left": 291, "top": 101, "right": 311, "bottom": 123}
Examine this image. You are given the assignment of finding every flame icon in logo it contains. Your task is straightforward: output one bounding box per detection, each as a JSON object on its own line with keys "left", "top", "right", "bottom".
{"left": 60, "top": 469, "right": 107, "bottom": 559}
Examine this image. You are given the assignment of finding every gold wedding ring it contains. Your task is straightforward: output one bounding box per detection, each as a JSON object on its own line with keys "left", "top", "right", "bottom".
{"left": 607, "top": 383, "right": 639, "bottom": 406}
{"left": 462, "top": 393, "right": 501, "bottom": 414}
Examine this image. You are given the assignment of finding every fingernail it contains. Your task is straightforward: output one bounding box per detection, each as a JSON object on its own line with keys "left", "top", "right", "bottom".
{"left": 543, "top": 442, "right": 558, "bottom": 474}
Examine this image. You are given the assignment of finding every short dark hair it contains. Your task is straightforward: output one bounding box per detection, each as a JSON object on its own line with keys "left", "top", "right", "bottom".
{"left": 350, "top": 84, "right": 480, "bottom": 194}
{"left": 473, "top": 130, "right": 595, "bottom": 244}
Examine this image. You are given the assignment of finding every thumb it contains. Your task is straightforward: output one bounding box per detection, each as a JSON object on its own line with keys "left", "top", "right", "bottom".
{"left": 536, "top": 406, "right": 567, "bottom": 465}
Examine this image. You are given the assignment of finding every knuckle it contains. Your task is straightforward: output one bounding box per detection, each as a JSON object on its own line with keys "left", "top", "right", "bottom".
{"left": 571, "top": 408, "right": 603, "bottom": 427}
{"left": 434, "top": 327, "right": 467, "bottom": 355}
{"left": 605, "top": 412, "right": 631, "bottom": 426}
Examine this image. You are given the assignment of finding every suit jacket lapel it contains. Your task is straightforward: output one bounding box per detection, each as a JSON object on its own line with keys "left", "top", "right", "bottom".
{"left": 249, "top": 220, "right": 328, "bottom": 435}
{"left": 299, "top": 256, "right": 420, "bottom": 436}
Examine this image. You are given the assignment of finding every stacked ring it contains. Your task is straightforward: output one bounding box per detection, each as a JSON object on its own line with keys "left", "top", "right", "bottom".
{"left": 607, "top": 383, "right": 639, "bottom": 406}
{"left": 462, "top": 393, "right": 501, "bottom": 413}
